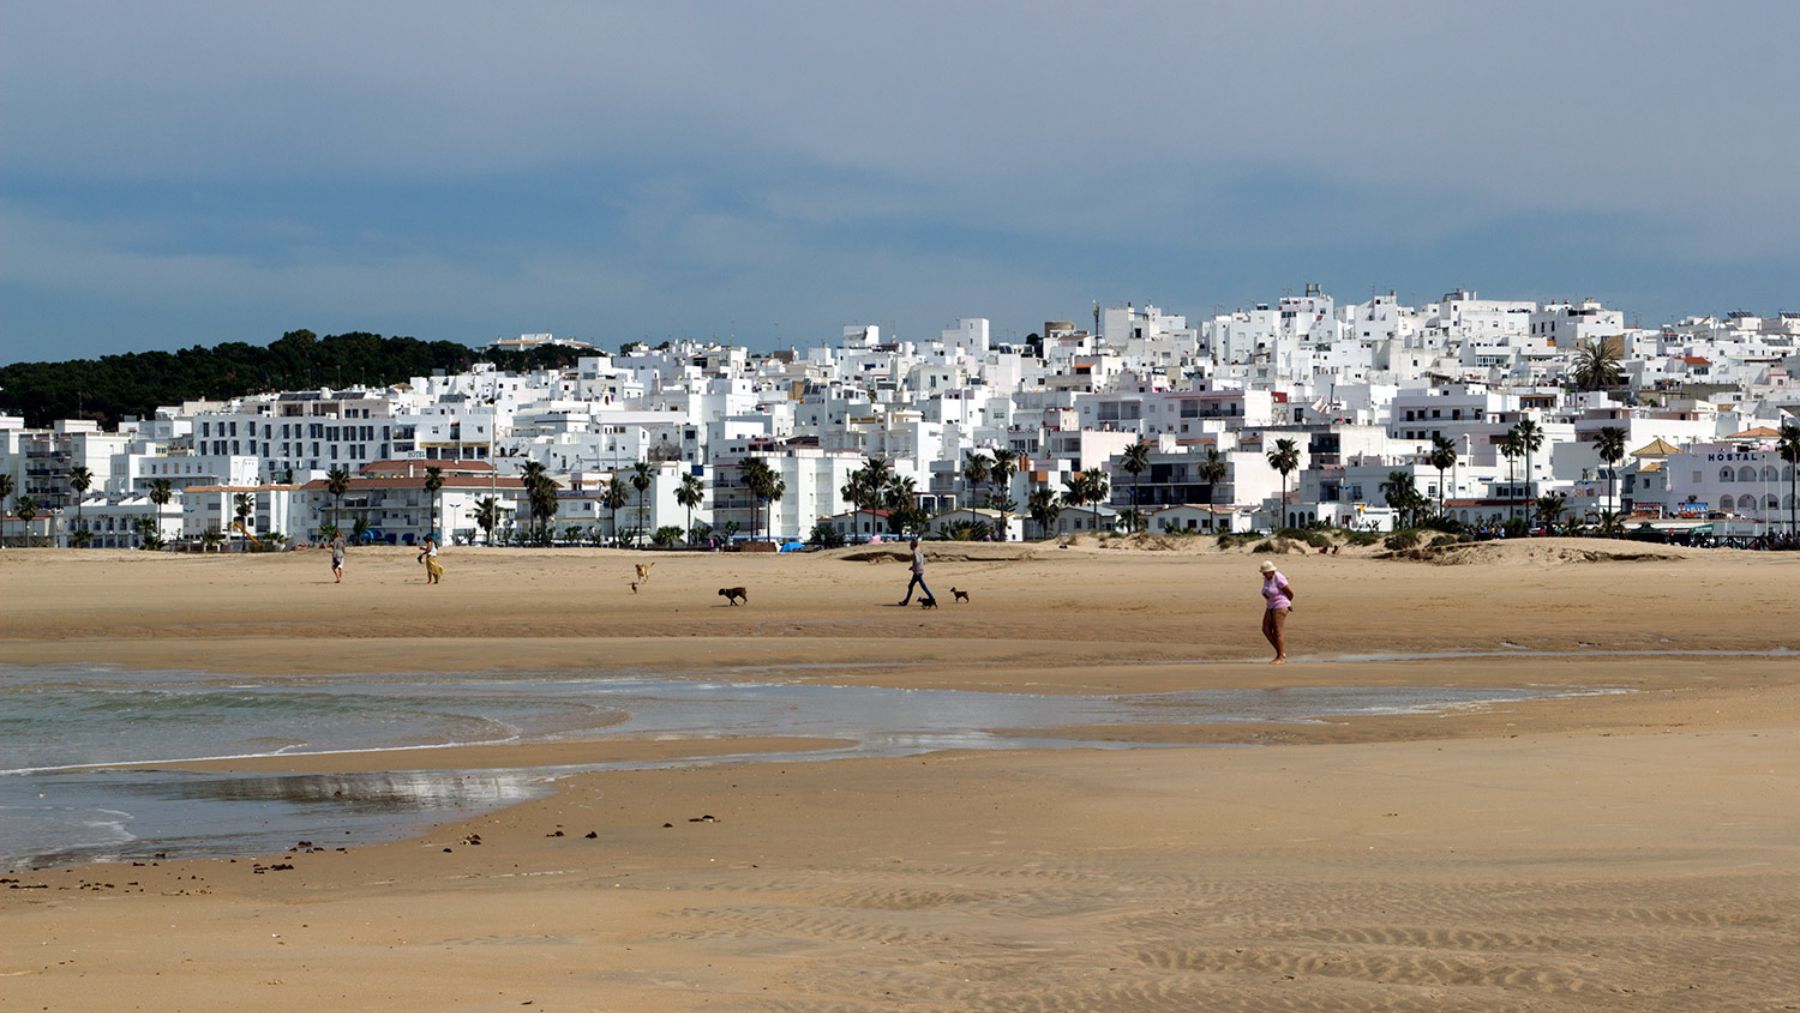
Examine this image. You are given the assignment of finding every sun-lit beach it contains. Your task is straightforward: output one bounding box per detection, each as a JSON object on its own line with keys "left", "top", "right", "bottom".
{"left": 3, "top": 544, "right": 1798, "bottom": 1010}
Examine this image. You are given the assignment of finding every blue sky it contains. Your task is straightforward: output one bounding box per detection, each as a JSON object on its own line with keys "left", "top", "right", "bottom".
{"left": 2, "top": 0, "right": 1796, "bottom": 362}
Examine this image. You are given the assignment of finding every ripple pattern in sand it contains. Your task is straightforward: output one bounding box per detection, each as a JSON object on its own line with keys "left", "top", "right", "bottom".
{"left": 641, "top": 859, "right": 1800, "bottom": 1012}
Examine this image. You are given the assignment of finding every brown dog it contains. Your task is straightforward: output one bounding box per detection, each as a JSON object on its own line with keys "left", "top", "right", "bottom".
{"left": 635, "top": 562, "right": 655, "bottom": 583}
{"left": 950, "top": 587, "right": 969, "bottom": 603}
{"left": 718, "top": 586, "right": 747, "bottom": 606}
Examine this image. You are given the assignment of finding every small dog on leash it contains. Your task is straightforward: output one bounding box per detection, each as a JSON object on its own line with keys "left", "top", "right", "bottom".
{"left": 950, "top": 587, "right": 970, "bottom": 603}
{"left": 718, "top": 586, "right": 747, "bottom": 606}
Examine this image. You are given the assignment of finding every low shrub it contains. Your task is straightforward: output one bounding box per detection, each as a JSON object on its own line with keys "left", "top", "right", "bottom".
{"left": 1384, "top": 529, "right": 1422, "bottom": 551}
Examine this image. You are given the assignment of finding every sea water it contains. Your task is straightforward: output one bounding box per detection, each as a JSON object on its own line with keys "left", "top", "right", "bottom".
{"left": 0, "top": 663, "right": 1621, "bottom": 869}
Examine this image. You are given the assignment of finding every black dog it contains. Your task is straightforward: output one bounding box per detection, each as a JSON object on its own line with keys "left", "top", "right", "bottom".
{"left": 918, "top": 597, "right": 938, "bottom": 609}
{"left": 718, "top": 586, "right": 747, "bottom": 606}
{"left": 950, "top": 587, "right": 970, "bottom": 603}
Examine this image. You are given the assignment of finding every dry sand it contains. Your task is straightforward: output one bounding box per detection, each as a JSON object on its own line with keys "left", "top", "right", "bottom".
{"left": 3, "top": 541, "right": 1799, "bottom": 1010}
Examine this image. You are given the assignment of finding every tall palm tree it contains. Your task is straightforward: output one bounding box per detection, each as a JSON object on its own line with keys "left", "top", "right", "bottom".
{"left": 1082, "top": 469, "right": 1110, "bottom": 531}
{"left": 1198, "top": 448, "right": 1228, "bottom": 507}
{"left": 1572, "top": 339, "right": 1623, "bottom": 392}
{"left": 764, "top": 476, "right": 787, "bottom": 540}
{"left": 0, "top": 473, "right": 14, "bottom": 547}
{"left": 474, "top": 495, "right": 503, "bottom": 545}
{"left": 1265, "top": 438, "right": 1300, "bottom": 528}
{"left": 325, "top": 466, "right": 351, "bottom": 535}
{"left": 1594, "top": 426, "right": 1627, "bottom": 521}
{"left": 1028, "top": 485, "right": 1062, "bottom": 540}
{"left": 1500, "top": 428, "right": 1524, "bottom": 524}
{"left": 423, "top": 465, "right": 445, "bottom": 539}
{"left": 962, "top": 451, "right": 990, "bottom": 512}
{"left": 1119, "top": 442, "right": 1151, "bottom": 532}
{"left": 630, "top": 461, "right": 654, "bottom": 548}
{"left": 675, "top": 472, "right": 705, "bottom": 545}
{"left": 739, "top": 458, "right": 774, "bottom": 542}
{"left": 233, "top": 491, "right": 254, "bottom": 543}
{"left": 988, "top": 448, "right": 1020, "bottom": 538}
{"left": 15, "top": 496, "right": 37, "bottom": 547}
{"left": 602, "top": 476, "right": 628, "bottom": 545}
{"left": 1427, "top": 435, "right": 1457, "bottom": 520}
{"left": 1514, "top": 419, "right": 1544, "bottom": 534}
{"left": 1778, "top": 421, "right": 1800, "bottom": 536}
{"left": 69, "top": 466, "right": 92, "bottom": 540}
{"left": 145, "top": 477, "right": 172, "bottom": 548}
{"left": 519, "top": 461, "right": 549, "bottom": 542}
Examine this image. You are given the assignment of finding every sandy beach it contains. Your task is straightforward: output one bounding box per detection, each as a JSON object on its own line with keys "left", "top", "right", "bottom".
{"left": 3, "top": 541, "right": 1799, "bottom": 1010}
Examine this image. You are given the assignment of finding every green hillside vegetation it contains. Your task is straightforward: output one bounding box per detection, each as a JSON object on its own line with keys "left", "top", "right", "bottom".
{"left": 0, "top": 330, "right": 592, "bottom": 428}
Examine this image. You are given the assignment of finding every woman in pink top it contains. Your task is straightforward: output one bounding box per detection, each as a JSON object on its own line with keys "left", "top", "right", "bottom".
{"left": 1259, "top": 560, "right": 1295, "bottom": 664}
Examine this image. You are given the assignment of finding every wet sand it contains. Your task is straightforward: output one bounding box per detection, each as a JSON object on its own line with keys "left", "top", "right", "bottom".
{"left": 3, "top": 542, "right": 1799, "bottom": 1009}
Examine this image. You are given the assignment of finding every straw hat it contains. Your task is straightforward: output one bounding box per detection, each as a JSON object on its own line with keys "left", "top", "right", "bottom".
{"left": 1258, "top": 560, "right": 1277, "bottom": 573}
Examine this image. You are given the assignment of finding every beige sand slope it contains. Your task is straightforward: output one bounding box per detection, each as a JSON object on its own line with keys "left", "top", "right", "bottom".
{"left": 2, "top": 543, "right": 1799, "bottom": 1010}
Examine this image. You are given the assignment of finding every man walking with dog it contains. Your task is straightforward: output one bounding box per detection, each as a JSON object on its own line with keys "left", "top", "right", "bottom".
{"left": 897, "top": 535, "right": 935, "bottom": 606}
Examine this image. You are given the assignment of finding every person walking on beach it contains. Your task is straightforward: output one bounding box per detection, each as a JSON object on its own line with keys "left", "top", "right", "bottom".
{"left": 417, "top": 536, "right": 444, "bottom": 585}
{"left": 897, "top": 535, "right": 935, "bottom": 606}
{"left": 330, "top": 534, "right": 347, "bottom": 584}
{"left": 1259, "top": 559, "right": 1294, "bottom": 664}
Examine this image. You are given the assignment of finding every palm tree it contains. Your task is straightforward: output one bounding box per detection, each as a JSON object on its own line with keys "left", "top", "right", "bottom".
{"left": 1778, "top": 421, "right": 1800, "bottom": 536}
{"left": 1119, "top": 442, "right": 1151, "bottom": 532}
{"left": 1265, "top": 438, "right": 1300, "bottom": 528}
{"left": 1198, "top": 448, "right": 1228, "bottom": 507}
{"left": 1381, "top": 471, "right": 1420, "bottom": 529}
{"left": 1060, "top": 471, "right": 1090, "bottom": 529}
{"left": 69, "top": 466, "right": 92, "bottom": 541}
{"left": 15, "top": 495, "right": 37, "bottom": 547}
{"left": 739, "top": 458, "right": 774, "bottom": 542}
{"left": 629, "top": 462, "right": 653, "bottom": 548}
{"left": 134, "top": 515, "right": 164, "bottom": 551}
{"left": 988, "top": 448, "right": 1020, "bottom": 538}
{"left": 675, "top": 473, "right": 704, "bottom": 545}
{"left": 763, "top": 476, "right": 787, "bottom": 541}
{"left": 233, "top": 491, "right": 254, "bottom": 544}
{"left": 1499, "top": 428, "right": 1524, "bottom": 525}
{"left": 1514, "top": 419, "right": 1544, "bottom": 533}
{"left": 1028, "top": 486, "right": 1062, "bottom": 540}
{"left": 423, "top": 466, "right": 445, "bottom": 539}
{"left": 474, "top": 495, "right": 503, "bottom": 545}
{"left": 1082, "top": 469, "right": 1110, "bottom": 531}
{"left": 962, "top": 451, "right": 990, "bottom": 512}
{"left": 881, "top": 474, "right": 919, "bottom": 535}
{"left": 1535, "top": 492, "right": 1567, "bottom": 533}
{"left": 602, "top": 475, "right": 629, "bottom": 546}
{"left": 520, "top": 461, "right": 550, "bottom": 543}
{"left": 0, "top": 473, "right": 13, "bottom": 546}
{"left": 1427, "top": 435, "right": 1458, "bottom": 520}
{"left": 325, "top": 466, "right": 351, "bottom": 535}
{"left": 1595, "top": 426, "right": 1627, "bottom": 522}
{"left": 201, "top": 526, "right": 225, "bottom": 553}
{"left": 1572, "top": 338, "right": 1623, "bottom": 392}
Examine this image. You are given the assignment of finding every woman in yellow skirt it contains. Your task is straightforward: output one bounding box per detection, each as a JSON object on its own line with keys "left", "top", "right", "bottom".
{"left": 417, "top": 536, "right": 444, "bottom": 584}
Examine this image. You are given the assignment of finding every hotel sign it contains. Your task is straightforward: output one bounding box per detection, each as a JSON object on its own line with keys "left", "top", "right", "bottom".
{"left": 1704, "top": 452, "right": 1767, "bottom": 462}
